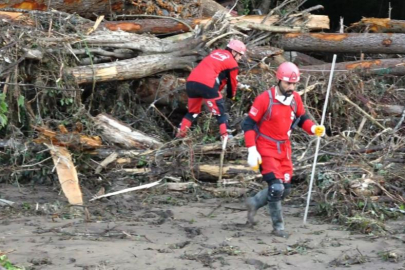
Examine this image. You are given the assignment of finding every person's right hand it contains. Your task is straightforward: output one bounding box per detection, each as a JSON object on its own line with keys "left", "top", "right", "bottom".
{"left": 247, "top": 146, "right": 262, "bottom": 171}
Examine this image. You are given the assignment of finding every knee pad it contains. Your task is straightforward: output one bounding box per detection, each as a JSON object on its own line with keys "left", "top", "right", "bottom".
{"left": 267, "top": 179, "right": 285, "bottom": 202}
{"left": 282, "top": 183, "right": 291, "bottom": 200}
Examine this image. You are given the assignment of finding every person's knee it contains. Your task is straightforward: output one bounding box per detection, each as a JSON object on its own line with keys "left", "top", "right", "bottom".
{"left": 282, "top": 183, "right": 291, "bottom": 200}
{"left": 263, "top": 173, "right": 284, "bottom": 202}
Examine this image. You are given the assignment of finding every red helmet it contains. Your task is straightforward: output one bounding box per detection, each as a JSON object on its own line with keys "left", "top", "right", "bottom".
{"left": 276, "top": 62, "right": 300, "bottom": 83}
{"left": 227, "top": 39, "right": 246, "bottom": 55}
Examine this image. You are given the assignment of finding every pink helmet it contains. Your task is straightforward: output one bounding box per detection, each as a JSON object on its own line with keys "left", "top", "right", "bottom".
{"left": 227, "top": 39, "right": 246, "bottom": 55}
{"left": 276, "top": 62, "right": 300, "bottom": 83}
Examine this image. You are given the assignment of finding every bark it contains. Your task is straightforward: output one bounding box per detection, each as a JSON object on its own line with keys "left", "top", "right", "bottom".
{"left": 290, "top": 52, "right": 326, "bottom": 66}
{"left": 101, "top": 18, "right": 201, "bottom": 35}
{"left": 279, "top": 33, "right": 405, "bottom": 54}
{"left": 349, "top": 18, "right": 405, "bottom": 33}
{"left": 0, "top": 0, "right": 221, "bottom": 19}
{"left": 42, "top": 32, "right": 204, "bottom": 55}
{"left": 196, "top": 164, "right": 257, "bottom": 180}
{"left": 230, "top": 14, "right": 329, "bottom": 31}
{"left": 32, "top": 125, "right": 103, "bottom": 149}
{"left": 68, "top": 52, "right": 198, "bottom": 84}
{"left": 300, "top": 58, "right": 405, "bottom": 76}
{"left": 93, "top": 113, "right": 163, "bottom": 150}
{"left": 0, "top": 0, "right": 126, "bottom": 19}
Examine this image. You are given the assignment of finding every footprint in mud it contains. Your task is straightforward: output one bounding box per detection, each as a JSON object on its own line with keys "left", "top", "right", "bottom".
{"left": 184, "top": 227, "right": 202, "bottom": 238}
{"left": 221, "top": 222, "right": 250, "bottom": 231}
{"left": 245, "top": 258, "right": 275, "bottom": 269}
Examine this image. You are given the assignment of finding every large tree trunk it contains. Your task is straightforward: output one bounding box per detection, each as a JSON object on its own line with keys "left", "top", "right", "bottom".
{"left": 300, "top": 58, "right": 405, "bottom": 76}
{"left": 279, "top": 33, "right": 405, "bottom": 54}
{"left": 42, "top": 32, "right": 204, "bottom": 55}
{"left": 0, "top": 0, "right": 125, "bottom": 18}
{"left": 68, "top": 52, "right": 198, "bottom": 84}
{"left": 349, "top": 18, "right": 405, "bottom": 33}
{"left": 0, "top": 0, "right": 227, "bottom": 19}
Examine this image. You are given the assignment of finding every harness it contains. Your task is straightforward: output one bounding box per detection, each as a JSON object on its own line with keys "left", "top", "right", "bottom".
{"left": 254, "top": 88, "right": 300, "bottom": 153}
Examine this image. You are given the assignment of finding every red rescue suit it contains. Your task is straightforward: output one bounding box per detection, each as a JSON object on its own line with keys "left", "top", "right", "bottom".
{"left": 178, "top": 49, "right": 239, "bottom": 137}
{"left": 244, "top": 86, "right": 315, "bottom": 183}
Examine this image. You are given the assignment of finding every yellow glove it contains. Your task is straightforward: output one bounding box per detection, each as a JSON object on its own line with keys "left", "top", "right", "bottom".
{"left": 311, "top": 125, "right": 325, "bottom": 137}
{"left": 247, "top": 146, "right": 262, "bottom": 171}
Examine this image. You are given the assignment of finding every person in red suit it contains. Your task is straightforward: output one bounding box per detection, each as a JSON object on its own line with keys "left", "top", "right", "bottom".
{"left": 176, "top": 39, "right": 246, "bottom": 139}
{"left": 242, "top": 62, "right": 325, "bottom": 238}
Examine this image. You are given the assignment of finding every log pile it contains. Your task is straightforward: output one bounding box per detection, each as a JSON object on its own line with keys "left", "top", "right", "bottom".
{"left": 0, "top": 0, "right": 404, "bottom": 228}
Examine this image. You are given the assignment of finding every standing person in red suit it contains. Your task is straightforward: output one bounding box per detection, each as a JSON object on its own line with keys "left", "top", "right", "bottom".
{"left": 176, "top": 39, "right": 246, "bottom": 139}
{"left": 242, "top": 62, "right": 325, "bottom": 238}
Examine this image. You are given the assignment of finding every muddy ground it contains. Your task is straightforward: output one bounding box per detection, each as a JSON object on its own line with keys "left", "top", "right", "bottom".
{"left": 0, "top": 183, "right": 404, "bottom": 270}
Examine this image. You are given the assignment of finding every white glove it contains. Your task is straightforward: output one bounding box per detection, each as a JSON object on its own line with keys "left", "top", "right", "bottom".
{"left": 247, "top": 146, "right": 262, "bottom": 171}
{"left": 311, "top": 125, "right": 325, "bottom": 137}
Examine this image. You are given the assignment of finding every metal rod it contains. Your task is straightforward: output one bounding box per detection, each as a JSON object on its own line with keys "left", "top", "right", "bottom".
{"left": 303, "top": 54, "right": 337, "bottom": 224}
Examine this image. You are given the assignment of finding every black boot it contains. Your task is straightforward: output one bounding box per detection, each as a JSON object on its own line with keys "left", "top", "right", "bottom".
{"left": 246, "top": 188, "right": 268, "bottom": 226}
{"left": 268, "top": 201, "right": 289, "bottom": 238}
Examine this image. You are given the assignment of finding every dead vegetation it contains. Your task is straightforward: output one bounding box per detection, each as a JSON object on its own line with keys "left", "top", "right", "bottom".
{"left": 0, "top": 0, "right": 404, "bottom": 235}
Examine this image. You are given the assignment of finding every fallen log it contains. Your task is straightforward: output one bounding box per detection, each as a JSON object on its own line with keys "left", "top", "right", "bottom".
{"left": 229, "top": 14, "right": 329, "bottom": 31}
{"left": 69, "top": 52, "right": 198, "bottom": 84}
{"left": 348, "top": 18, "right": 405, "bottom": 33}
{"left": 246, "top": 45, "right": 284, "bottom": 61}
{"left": 93, "top": 113, "right": 163, "bottom": 150}
{"left": 300, "top": 58, "right": 405, "bottom": 76}
{"left": 0, "top": 0, "right": 199, "bottom": 19}
{"left": 279, "top": 33, "right": 405, "bottom": 54}
{"left": 41, "top": 31, "right": 203, "bottom": 55}
{"left": 197, "top": 164, "right": 258, "bottom": 180}
{"left": 288, "top": 52, "right": 326, "bottom": 66}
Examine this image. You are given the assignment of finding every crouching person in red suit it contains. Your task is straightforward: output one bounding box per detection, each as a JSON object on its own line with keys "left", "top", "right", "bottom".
{"left": 177, "top": 39, "right": 246, "bottom": 140}
{"left": 242, "top": 62, "right": 326, "bottom": 238}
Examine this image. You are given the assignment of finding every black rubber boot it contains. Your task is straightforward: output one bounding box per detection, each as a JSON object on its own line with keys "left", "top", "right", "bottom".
{"left": 268, "top": 201, "right": 289, "bottom": 238}
{"left": 245, "top": 188, "right": 268, "bottom": 226}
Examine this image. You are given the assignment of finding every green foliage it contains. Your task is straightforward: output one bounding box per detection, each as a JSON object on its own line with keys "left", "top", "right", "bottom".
{"left": 17, "top": 95, "right": 25, "bottom": 108}
{"left": 0, "top": 255, "right": 24, "bottom": 270}
{"left": 0, "top": 93, "right": 8, "bottom": 128}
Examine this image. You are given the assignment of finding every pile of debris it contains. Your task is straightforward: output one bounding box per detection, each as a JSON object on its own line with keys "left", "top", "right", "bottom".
{"left": 0, "top": 0, "right": 404, "bottom": 230}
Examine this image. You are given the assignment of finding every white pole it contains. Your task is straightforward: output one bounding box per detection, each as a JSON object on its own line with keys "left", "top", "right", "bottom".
{"left": 303, "top": 54, "right": 337, "bottom": 224}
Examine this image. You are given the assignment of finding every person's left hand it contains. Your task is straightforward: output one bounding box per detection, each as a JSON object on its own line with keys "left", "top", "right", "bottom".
{"left": 311, "top": 125, "right": 325, "bottom": 137}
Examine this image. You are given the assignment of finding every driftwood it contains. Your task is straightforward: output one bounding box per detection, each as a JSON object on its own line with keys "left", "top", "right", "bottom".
{"left": 33, "top": 126, "right": 102, "bottom": 149}
{"left": 47, "top": 144, "right": 83, "bottom": 205}
{"left": 300, "top": 58, "right": 405, "bottom": 76}
{"left": 0, "top": 0, "right": 202, "bottom": 19}
{"left": 93, "top": 113, "right": 163, "bottom": 150}
{"left": 69, "top": 52, "right": 198, "bottom": 84}
{"left": 288, "top": 52, "right": 326, "bottom": 66}
{"left": 279, "top": 33, "right": 405, "bottom": 54}
{"left": 348, "top": 18, "right": 405, "bottom": 33}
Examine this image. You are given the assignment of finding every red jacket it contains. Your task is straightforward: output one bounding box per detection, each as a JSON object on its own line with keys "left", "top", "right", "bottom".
{"left": 187, "top": 49, "right": 239, "bottom": 98}
{"left": 245, "top": 87, "right": 314, "bottom": 149}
